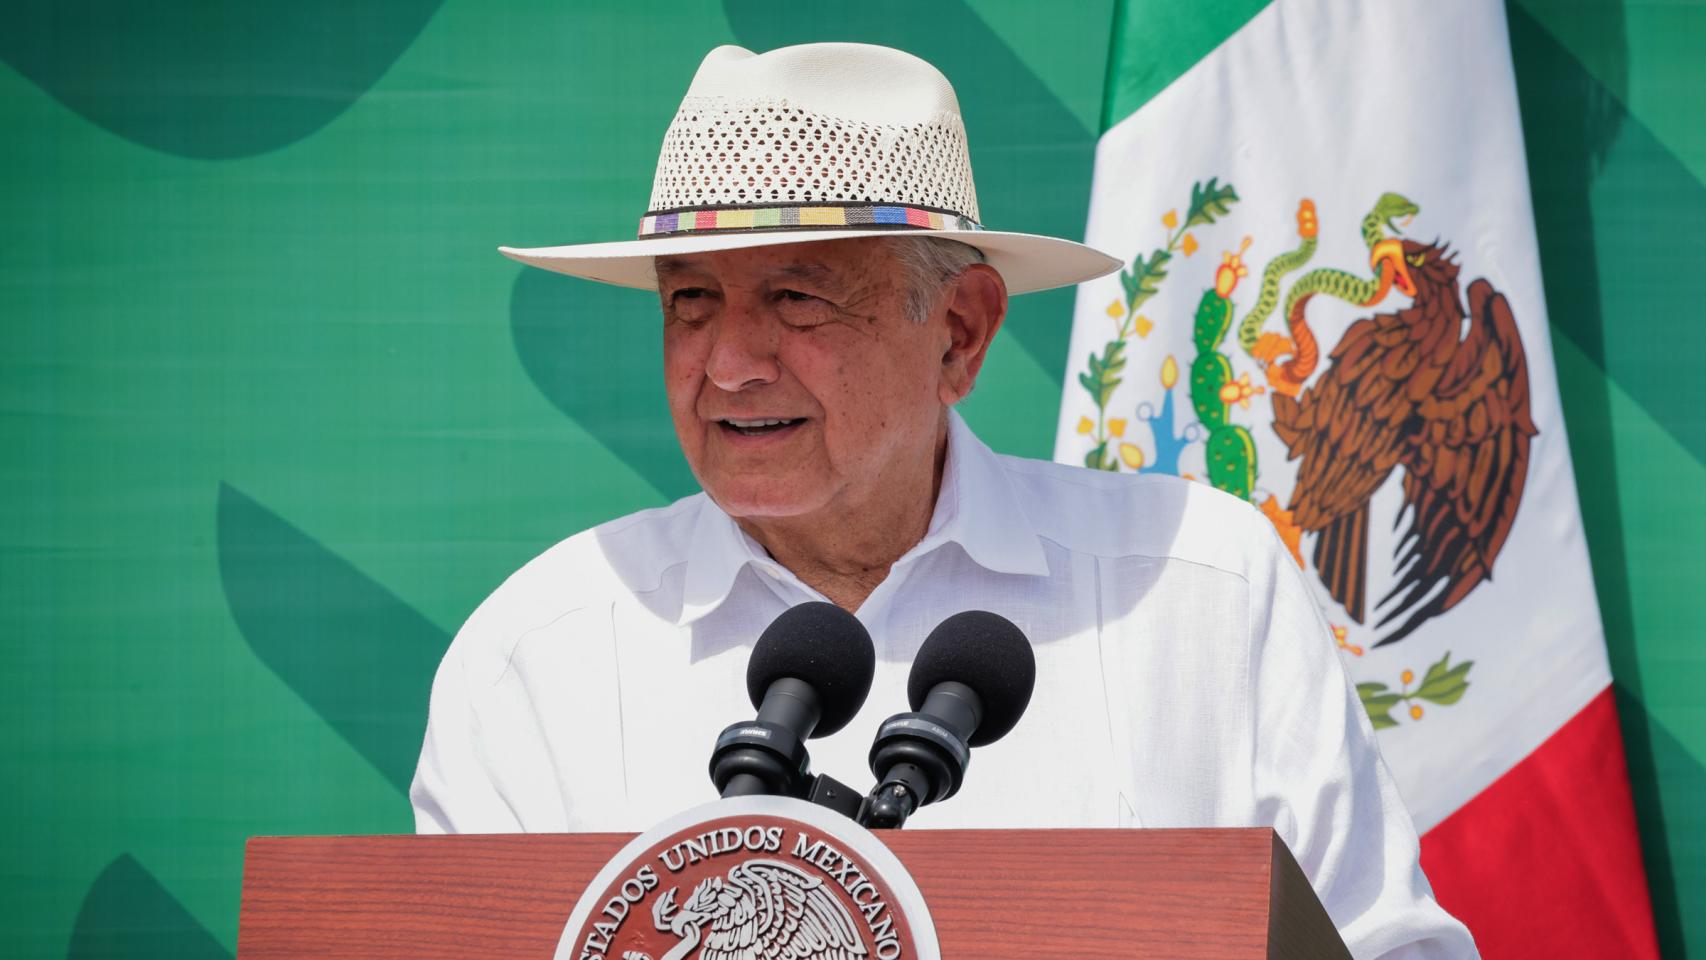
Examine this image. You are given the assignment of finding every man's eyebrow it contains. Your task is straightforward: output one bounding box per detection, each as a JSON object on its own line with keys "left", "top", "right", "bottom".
{"left": 654, "top": 257, "right": 701, "bottom": 280}
{"left": 773, "top": 262, "right": 849, "bottom": 288}
{"left": 775, "top": 262, "right": 831, "bottom": 280}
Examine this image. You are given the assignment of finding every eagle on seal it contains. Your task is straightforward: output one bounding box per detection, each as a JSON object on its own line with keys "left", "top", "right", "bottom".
{"left": 1270, "top": 238, "right": 1537, "bottom": 646}
{"left": 623, "top": 859, "right": 867, "bottom": 960}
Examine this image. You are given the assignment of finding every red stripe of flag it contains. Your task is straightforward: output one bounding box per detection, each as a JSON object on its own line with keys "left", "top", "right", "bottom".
{"left": 1420, "top": 685, "right": 1659, "bottom": 958}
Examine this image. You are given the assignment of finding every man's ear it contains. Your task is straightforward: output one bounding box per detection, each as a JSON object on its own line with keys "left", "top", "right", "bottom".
{"left": 937, "top": 263, "right": 1007, "bottom": 405}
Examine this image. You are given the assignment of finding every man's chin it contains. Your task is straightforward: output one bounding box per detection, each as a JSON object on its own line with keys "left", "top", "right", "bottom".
{"left": 701, "top": 483, "right": 827, "bottom": 523}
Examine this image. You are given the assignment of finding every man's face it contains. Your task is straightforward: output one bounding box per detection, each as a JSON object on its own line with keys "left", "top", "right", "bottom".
{"left": 657, "top": 239, "right": 952, "bottom": 523}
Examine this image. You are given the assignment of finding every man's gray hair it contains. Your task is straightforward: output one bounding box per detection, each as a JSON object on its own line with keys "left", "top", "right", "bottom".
{"left": 885, "top": 236, "right": 988, "bottom": 324}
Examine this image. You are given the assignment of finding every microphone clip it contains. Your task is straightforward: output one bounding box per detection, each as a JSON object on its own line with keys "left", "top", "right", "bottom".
{"left": 707, "top": 719, "right": 864, "bottom": 822}
{"left": 709, "top": 719, "right": 811, "bottom": 798}
{"left": 858, "top": 682, "right": 979, "bottom": 829}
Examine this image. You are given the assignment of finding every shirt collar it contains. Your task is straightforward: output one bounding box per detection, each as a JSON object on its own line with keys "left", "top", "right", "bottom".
{"left": 916, "top": 409, "right": 1051, "bottom": 578}
{"left": 678, "top": 491, "right": 774, "bottom": 626}
{"left": 676, "top": 409, "right": 1050, "bottom": 626}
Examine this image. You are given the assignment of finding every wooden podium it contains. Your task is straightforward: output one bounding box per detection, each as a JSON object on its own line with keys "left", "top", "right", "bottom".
{"left": 237, "top": 828, "right": 1349, "bottom": 958}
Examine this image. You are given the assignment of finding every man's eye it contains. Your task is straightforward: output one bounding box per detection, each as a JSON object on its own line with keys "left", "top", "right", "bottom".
{"left": 666, "top": 287, "right": 717, "bottom": 324}
{"left": 774, "top": 290, "right": 834, "bottom": 326}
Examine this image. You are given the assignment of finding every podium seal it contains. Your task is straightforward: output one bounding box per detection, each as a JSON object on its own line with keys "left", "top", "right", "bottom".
{"left": 555, "top": 796, "right": 939, "bottom": 960}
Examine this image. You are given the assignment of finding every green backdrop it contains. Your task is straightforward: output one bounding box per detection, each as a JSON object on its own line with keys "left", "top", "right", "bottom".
{"left": 1, "top": 1, "right": 1700, "bottom": 955}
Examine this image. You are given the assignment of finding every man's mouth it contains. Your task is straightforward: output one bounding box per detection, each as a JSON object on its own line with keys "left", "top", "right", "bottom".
{"left": 718, "top": 417, "right": 806, "bottom": 437}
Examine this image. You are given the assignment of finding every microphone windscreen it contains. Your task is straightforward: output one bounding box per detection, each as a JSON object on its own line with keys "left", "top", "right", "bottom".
{"left": 746, "top": 601, "right": 876, "bottom": 737}
{"left": 907, "top": 610, "right": 1035, "bottom": 746}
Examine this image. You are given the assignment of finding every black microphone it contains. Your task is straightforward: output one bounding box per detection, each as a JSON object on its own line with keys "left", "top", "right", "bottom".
{"left": 709, "top": 602, "right": 876, "bottom": 799}
{"left": 861, "top": 611, "right": 1035, "bottom": 828}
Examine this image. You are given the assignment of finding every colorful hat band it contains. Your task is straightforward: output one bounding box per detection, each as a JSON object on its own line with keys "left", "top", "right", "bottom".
{"left": 638, "top": 203, "right": 983, "bottom": 239}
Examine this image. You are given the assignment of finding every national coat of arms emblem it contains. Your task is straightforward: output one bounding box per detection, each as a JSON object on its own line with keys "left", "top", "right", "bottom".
{"left": 557, "top": 797, "right": 937, "bottom": 960}
{"left": 1074, "top": 180, "right": 1536, "bottom": 729}
{"left": 621, "top": 858, "right": 864, "bottom": 960}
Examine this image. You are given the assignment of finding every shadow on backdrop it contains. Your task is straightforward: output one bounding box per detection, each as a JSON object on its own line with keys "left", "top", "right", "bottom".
{"left": 510, "top": 268, "right": 699, "bottom": 502}
{"left": 1510, "top": 3, "right": 1698, "bottom": 953}
{"left": 1514, "top": 5, "right": 1706, "bottom": 470}
{"left": 723, "top": 0, "right": 1098, "bottom": 383}
{"left": 67, "top": 856, "right": 229, "bottom": 960}
{"left": 0, "top": 0, "right": 443, "bottom": 159}
{"left": 217, "top": 483, "right": 446, "bottom": 795}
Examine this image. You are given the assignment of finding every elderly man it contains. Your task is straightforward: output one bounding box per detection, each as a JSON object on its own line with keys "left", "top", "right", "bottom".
{"left": 411, "top": 43, "right": 1475, "bottom": 958}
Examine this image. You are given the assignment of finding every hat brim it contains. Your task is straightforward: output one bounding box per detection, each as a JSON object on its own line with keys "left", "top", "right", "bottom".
{"left": 498, "top": 228, "right": 1122, "bottom": 296}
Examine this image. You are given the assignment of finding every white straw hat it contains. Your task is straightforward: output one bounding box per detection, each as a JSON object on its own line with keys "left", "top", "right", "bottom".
{"left": 499, "top": 42, "right": 1121, "bottom": 295}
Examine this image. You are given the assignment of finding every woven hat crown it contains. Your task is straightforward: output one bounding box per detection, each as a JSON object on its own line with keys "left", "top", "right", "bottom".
{"left": 497, "top": 42, "right": 1120, "bottom": 296}
{"left": 645, "top": 43, "right": 981, "bottom": 225}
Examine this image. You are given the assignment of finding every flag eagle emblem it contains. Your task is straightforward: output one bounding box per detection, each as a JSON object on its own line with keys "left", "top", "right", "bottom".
{"left": 1075, "top": 184, "right": 1538, "bottom": 722}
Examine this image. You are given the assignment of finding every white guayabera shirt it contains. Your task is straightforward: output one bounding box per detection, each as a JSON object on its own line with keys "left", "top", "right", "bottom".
{"left": 412, "top": 411, "right": 1476, "bottom": 959}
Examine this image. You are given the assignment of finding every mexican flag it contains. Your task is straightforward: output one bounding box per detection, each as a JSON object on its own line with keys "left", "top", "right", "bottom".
{"left": 1054, "top": 0, "right": 1658, "bottom": 955}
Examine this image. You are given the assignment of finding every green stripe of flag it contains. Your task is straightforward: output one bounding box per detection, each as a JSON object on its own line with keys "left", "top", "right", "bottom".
{"left": 1099, "top": 0, "right": 1272, "bottom": 132}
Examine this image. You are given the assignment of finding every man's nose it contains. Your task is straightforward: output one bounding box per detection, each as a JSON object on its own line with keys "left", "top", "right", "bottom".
{"left": 704, "top": 306, "right": 781, "bottom": 392}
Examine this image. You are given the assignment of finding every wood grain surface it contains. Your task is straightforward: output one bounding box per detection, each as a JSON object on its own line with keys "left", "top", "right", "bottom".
{"left": 237, "top": 828, "right": 1347, "bottom": 958}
